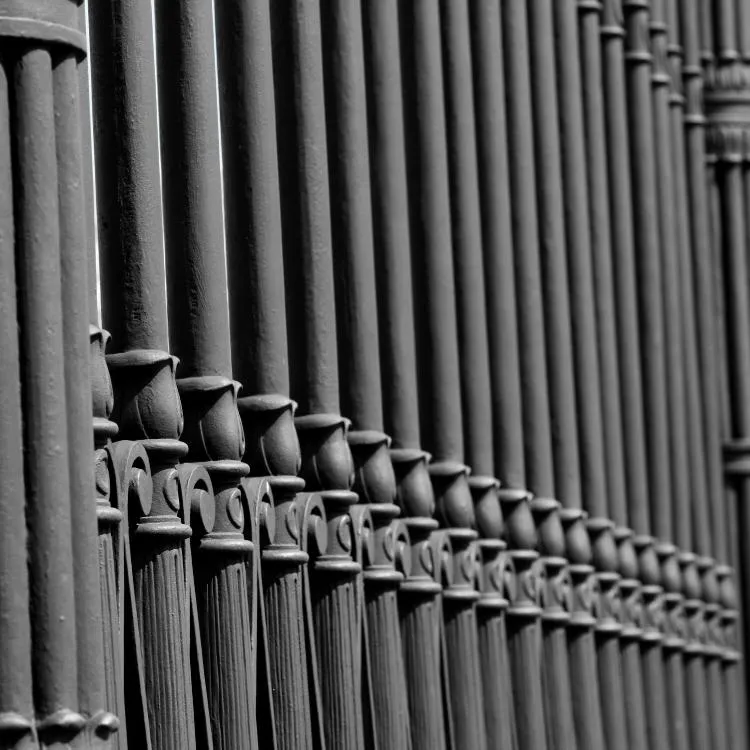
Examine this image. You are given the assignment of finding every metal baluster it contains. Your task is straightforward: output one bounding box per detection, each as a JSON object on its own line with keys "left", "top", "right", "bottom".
{"left": 89, "top": 0, "right": 195, "bottom": 742}
{"left": 524, "top": 1, "right": 584, "bottom": 747}
{"left": 398, "top": 3, "right": 485, "bottom": 748}
{"left": 621, "top": 2, "right": 675, "bottom": 747}
{"left": 439, "top": 1, "right": 513, "bottom": 747}
{"left": 153, "top": 0, "right": 256, "bottom": 746}
{"left": 271, "top": 1, "right": 364, "bottom": 747}
{"left": 55, "top": 34, "right": 118, "bottom": 747}
{"left": 648, "top": 0, "right": 695, "bottom": 744}
{"left": 500, "top": 0, "right": 560, "bottom": 746}
{"left": 360, "top": 2, "right": 445, "bottom": 746}
{"left": 599, "top": 1, "right": 652, "bottom": 746}
{"left": 213, "top": 0, "right": 312, "bottom": 745}
{"left": 575, "top": 3, "right": 633, "bottom": 748}
{"left": 705, "top": 0, "right": 750, "bottom": 744}
{"left": 467, "top": 8, "right": 523, "bottom": 748}
{"left": 319, "top": 1, "right": 410, "bottom": 747}
{"left": 552, "top": 2, "right": 623, "bottom": 749}
{"left": 0, "top": 50, "right": 35, "bottom": 750}
{"left": 677, "top": 6, "right": 720, "bottom": 749}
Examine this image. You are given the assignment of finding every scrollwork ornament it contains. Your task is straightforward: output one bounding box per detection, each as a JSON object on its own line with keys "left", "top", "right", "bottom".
{"left": 662, "top": 593, "right": 687, "bottom": 651}
{"left": 593, "top": 573, "right": 621, "bottom": 634}
{"left": 507, "top": 550, "right": 541, "bottom": 618}
{"left": 539, "top": 560, "right": 571, "bottom": 623}
{"left": 570, "top": 567, "right": 596, "bottom": 622}
{"left": 618, "top": 579, "right": 644, "bottom": 640}
{"left": 641, "top": 586, "right": 665, "bottom": 642}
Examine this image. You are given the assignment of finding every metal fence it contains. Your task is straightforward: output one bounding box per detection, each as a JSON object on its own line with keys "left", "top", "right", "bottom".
{"left": 0, "top": 0, "right": 748, "bottom": 748}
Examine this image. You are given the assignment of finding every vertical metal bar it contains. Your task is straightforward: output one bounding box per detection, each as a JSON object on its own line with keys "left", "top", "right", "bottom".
{"left": 600, "top": 1, "right": 653, "bottom": 746}
{"left": 678, "top": 4, "right": 725, "bottom": 747}
{"left": 499, "top": 0, "right": 559, "bottom": 746}
{"left": 271, "top": 2, "right": 364, "bottom": 747}
{"left": 154, "top": 0, "right": 255, "bottom": 746}
{"left": 465, "top": 3, "right": 518, "bottom": 748}
{"left": 525, "top": 1, "right": 585, "bottom": 747}
{"left": 649, "top": 0, "right": 695, "bottom": 744}
{"left": 576, "top": 2, "right": 632, "bottom": 747}
{"left": 622, "top": 2, "right": 675, "bottom": 747}
{"left": 666, "top": 3, "right": 715, "bottom": 748}
{"left": 553, "top": 3, "right": 619, "bottom": 749}
{"left": 89, "top": 0, "right": 195, "bottom": 742}
{"left": 213, "top": 0, "right": 310, "bottom": 746}
{"left": 360, "top": 3, "right": 445, "bottom": 747}
{"left": 439, "top": 1, "right": 514, "bottom": 748}
{"left": 12, "top": 40, "right": 87, "bottom": 747}
{"left": 705, "top": 0, "right": 750, "bottom": 741}
{"left": 54, "top": 42, "right": 117, "bottom": 746}
{"left": 398, "top": 3, "right": 485, "bottom": 748}
{"left": 0, "top": 52, "right": 35, "bottom": 750}
{"left": 319, "top": 2, "right": 410, "bottom": 747}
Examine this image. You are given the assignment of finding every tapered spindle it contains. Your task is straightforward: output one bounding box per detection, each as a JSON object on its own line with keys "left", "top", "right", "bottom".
{"left": 398, "top": 4, "right": 485, "bottom": 749}
{"left": 214, "top": 0, "right": 311, "bottom": 746}
{"left": 0, "top": 53, "right": 35, "bottom": 750}
{"left": 360, "top": 2, "right": 445, "bottom": 747}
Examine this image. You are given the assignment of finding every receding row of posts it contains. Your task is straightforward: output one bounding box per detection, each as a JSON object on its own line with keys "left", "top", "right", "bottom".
{"left": 0, "top": 0, "right": 748, "bottom": 749}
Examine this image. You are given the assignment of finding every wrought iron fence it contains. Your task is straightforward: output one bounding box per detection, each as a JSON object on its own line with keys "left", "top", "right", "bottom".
{"left": 0, "top": 0, "right": 748, "bottom": 748}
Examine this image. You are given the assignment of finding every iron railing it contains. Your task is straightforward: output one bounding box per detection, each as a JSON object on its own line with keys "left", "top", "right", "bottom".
{"left": 0, "top": 0, "right": 748, "bottom": 748}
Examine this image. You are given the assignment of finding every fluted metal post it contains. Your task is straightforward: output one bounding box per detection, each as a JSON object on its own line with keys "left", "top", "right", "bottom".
{"left": 154, "top": 0, "right": 256, "bottom": 746}
{"left": 599, "top": 1, "right": 652, "bottom": 747}
{"left": 440, "top": 1, "right": 514, "bottom": 748}
{"left": 468, "top": 6, "right": 523, "bottom": 748}
{"left": 525, "top": 1, "right": 583, "bottom": 748}
{"left": 213, "top": 0, "right": 312, "bottom": 745}
{"left": 271, "top": 1, "right": 365, "bottom": 747}
{"left": 90, "top": 0, "right": 195, "bottom": 742}
{"left": 705, "top": 0, "right": 750, "bottom": 742}
{"left": 574, "top": 3, "right": 633, "bottom": 748}
{"left": 51, "top": 13, "right": 116, "bottom": 746}
{"left": 500, "top": 1, "right": 564, "bottom": 747}
{"left": 399, "top": 3, "right": 485, "bottom": 748}
{"left": 319, "top": 1, "right": 410, "bottom": 746}
{"left": 676, "top": 3, "right": 723, "bottom": 728}
{"left": 553, "top": 3, "right": 621, "bottom": 749}
{"left": 622, "top": 2, "right": 674, "bottom": 747}
{"left": 361, "top": 3, "right": 446, "bottom": 747}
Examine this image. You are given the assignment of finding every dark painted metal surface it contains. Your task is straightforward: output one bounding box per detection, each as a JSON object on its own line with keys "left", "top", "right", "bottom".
{"left": 3, "top": 1, "right": 750, "bottom": 748}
